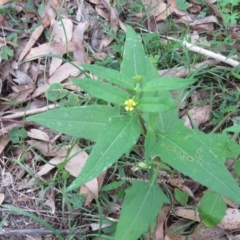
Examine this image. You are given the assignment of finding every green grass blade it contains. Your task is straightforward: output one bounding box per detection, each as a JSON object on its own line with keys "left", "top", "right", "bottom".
{"left": 115, "top": 181, "right": 169, "bottom": 240}
{"left": 2, "top": 205, "right": 64, "bottom": 239}
{"left": 66, "top": 114, "right": 141, "bottom": 191}
{"left": 27, "top": 105, "right": 119, "bottom": 142}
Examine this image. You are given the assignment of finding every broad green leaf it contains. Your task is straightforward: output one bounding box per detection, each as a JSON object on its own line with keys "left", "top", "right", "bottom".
{"left": 199, "top": 191, "right": 227, "bottom": 227}
{"left": 154, "top": 109, "right": 181, "bottom": 132}
{"left": 121, "top": 25, "right": 147, "bottom": 78}
{"left": 152, "top": 123, "right": 240, "bottom": 204}
{"left": 137, "top": 97, "right": 176, "bottom": 113}
{"left": 143, "top": 56, "right": 162, "bottom": 84}
{"left": 142, "top": 77, "right": 196, "bottom": 92}
{"left": 81, "top": 64, "right": 134, "bottom": 90}
{"left": 224, "top": 125, "right": 240, "bottom": 132}
{"left": 115, "top": 181, "right": 169, "bottom": 240}
{"left": 226, "top": 138, "right": 240, "bottom": 158}
{"left": 66, "top": 114, "right": 141, "bottom": 191}
{"left": 71, "top": 78, "right": 128, "bottom": 105}
{"left": 174, "top": 188, "right": 188, "bottom": 205}
{"left": 27, "top": 105, "right": 119, "bottom": 142}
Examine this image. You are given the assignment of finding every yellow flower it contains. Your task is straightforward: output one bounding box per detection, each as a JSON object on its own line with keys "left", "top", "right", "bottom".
{"left": 124, "top": 99, "right": 137, "bottom": 111}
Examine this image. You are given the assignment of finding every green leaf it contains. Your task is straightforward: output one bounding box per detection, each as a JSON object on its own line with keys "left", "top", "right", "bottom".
{"left": 27, "top": 105, "right": 119, "bottom": 142}
{"left": 115, "top": 181, "right": 169, "bottom": 240}
{"left": 142, "top": 77, "right": 197, "bottom": 92}
{"left": 71, "top": 78, "right": 128, "bottom": 105}
{"left": 66, "top": 114, "right": 141, "bottom": 191}
{"left": 154, "top": 109, "right": 180, "bottom": 132}
{"left": 224, "top": 125, "right": 240, "bottom": 132}
{"left": 176, "top": 0, "right": 191, "bottom": 10}
{"left": 121, "top": 25, "right": 147, "bottom": 78}
{"left": 9, "top": 127, "right": 20, "bottom": 143}
{"left": 152, "top": 123, "right": 240, "bottom": 204}
{"left": 101, "top": 181, "right": 124, "bottom": 191}
{"left": 46, "top": 83, "right": 68, "bottom": 101}
{"left": 199, "top": 191, "right": 227, "bottom": 227}
{"left": 19, "top": 128, "right": 27, "bottom": 139}
{"left": 81, "top": 64, "right": 134, "bottom": 90}
{"left": 9, "top": 127, "right": 27, "bottom": 143}
{"left": 174, "top": 188, "right": 188, "bottom": 205}
{"left": 137, "top": 97, "right": 176, "bottom": 113}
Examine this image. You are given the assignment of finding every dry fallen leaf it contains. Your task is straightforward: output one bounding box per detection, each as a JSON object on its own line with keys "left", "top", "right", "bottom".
{"left": 52, "top": 19, "right": 73, "bottom": 42}
{"left": 154, "top": 205, "right": 170, "bottom": 240}
{"left": 36, "top": 156, "right": 65, "bottom": 176}
{"left": 25, "top": 41, "right": 76, "bottom": 61}
{"left": 80, "top": 171, "right": 106, "bottom": 206}
{"left": 27, "top": 140, "right": 68, "bottom": 157}
{"left": 27, "top": 129, "right": 50, "bottom": 142}
{"left": 141, "top": 0, "right": 171, "bottom": 21}
{"left": 182, "top": 105, "right": 211, "bottom": 129}
{"left": 72, "top": 22, "right": 91, "bottom": 63}
{"left": 32, "top": 61, "right": 81, "bottom": 97}
{"left": 174, "top": 208, "right": 240, "bottom": 230}
{"left": 95, "top": 6, "right": 110, "bottom": 20}
{"left": 189, "top": 223, "right": 226, "bottom": 240}
{"left": 0, "top": 0, "right": 11, "bottom": 5}
{"left": 169, "top": 178, "right": 195, "bottom": 198}
{"left": 19, "top": 0, "right": 66, "bottom": 62}
{"left": 0, "top": 135, "right": 10, "bottom": 155}
{"left": 12, "top": 70, "right": 34, "bottom": 85}
{"left": 10, "top": 85, "right": 34, "bottom": 104}
{"left": 18, "top": 25, "right": 45, "bottom": 62}
{"left": 49, "top": 19, "right": 74, "bottom": 75}
{"left": 65, "top": 145, "right": 100, "bottom": 199}
{"left": 0, "top": 193, "right": 4, "bottom": 205}
{"left": 44, "top": 191, "right": 56, "bottom": 214}
{"left": 165, "top": 219, "right": 189, "bottom": 240}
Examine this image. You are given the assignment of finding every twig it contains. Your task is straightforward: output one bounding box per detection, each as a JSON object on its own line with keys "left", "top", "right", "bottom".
{"left": 0, "top": 228, "right": 84, "bottom": 236}
{"left": 166, "top": 36, "right": 240, "bottom": 67}
{"left": 158, "top": 59, "right": 219, "bottom": 77}
{"left": 0, "top": 26, "right": 29, "bottom": 34}
{"left": 211, "top": 109, "right": 240, "bottom": 133}
{"left": 1, "top": 104, "right": 59, "bottom": 119}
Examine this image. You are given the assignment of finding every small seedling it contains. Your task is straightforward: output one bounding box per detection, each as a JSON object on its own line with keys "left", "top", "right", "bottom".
{"left": 9, "top": 127, "right": 27, "bottom": 144}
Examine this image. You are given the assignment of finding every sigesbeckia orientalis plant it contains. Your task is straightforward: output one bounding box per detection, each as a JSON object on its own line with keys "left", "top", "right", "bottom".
{"left": 27, "top": 26, "right": 240, "bottom": 239}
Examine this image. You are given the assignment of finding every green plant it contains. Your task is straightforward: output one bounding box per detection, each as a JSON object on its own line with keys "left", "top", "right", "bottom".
{"left": 1, "top": 45, "right": 14, "bottom": 60}
{"left": 27, "top": 26, "right": 240, "bottom": 239}
{"left": 9, "top": 127, "right": 27, "bottom": 144}
{"left": 217, "top": 0, "right": 240, "bottom": 25}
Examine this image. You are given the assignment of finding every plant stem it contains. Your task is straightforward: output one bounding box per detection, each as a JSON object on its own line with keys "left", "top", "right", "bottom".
{"left": 211, "top": 109, "right": 240, "bottom": 133}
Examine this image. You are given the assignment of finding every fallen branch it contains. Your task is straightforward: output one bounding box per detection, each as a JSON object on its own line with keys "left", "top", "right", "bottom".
{"left": 0, "top": 228, "right": 84, "bottom": 236}
{"left": 166, "top": 36, "right": 240, "bottom": 67}
{"left": 1, "top": 104, "right": 59, "bottom": 120}
{"left": 158, "top": 59, "right": 219, "bottom": 77}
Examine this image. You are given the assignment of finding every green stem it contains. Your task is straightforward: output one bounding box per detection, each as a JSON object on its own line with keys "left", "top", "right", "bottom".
{"left": 211, "top": 109, "right": 240, "bottom": 133}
